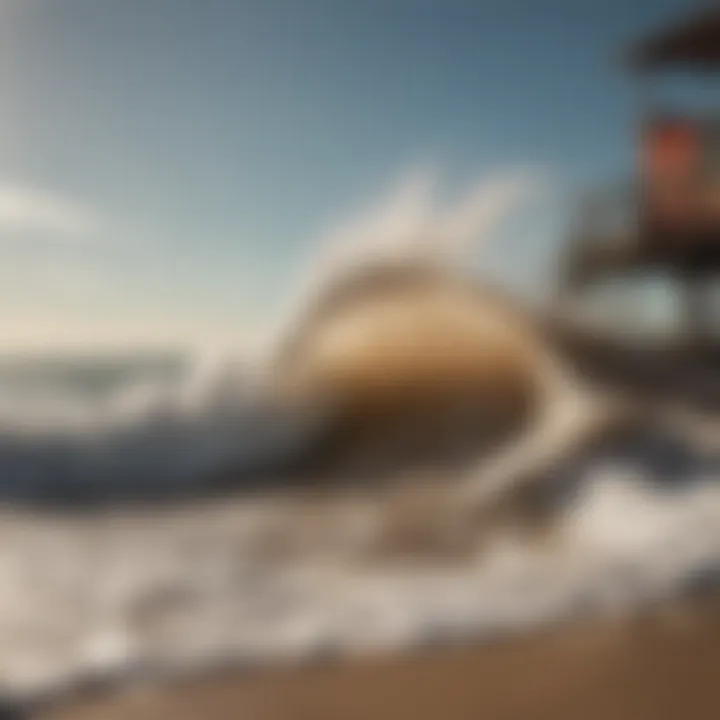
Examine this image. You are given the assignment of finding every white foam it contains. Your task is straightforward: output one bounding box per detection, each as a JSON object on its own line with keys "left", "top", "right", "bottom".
{"left": 0, "top": 444, "right": 716, "bottom": 702}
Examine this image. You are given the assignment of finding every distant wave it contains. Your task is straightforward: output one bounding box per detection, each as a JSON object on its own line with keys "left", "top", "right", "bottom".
{"left": 0, "top": 351, "right": 328, "bottom": 503}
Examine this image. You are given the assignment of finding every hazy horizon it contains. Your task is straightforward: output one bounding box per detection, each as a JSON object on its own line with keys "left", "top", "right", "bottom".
{"left": 0, "top": 0, "right": 690, "bottom": 350}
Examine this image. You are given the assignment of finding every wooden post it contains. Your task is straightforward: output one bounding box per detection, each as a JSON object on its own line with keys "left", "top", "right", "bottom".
{"left": 682, "top": 274, "right": 712, "bottom": 349}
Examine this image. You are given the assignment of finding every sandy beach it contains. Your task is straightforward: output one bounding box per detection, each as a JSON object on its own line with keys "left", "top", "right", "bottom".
{"left": 41, "top": 594, "right": 720, "bottom": 720}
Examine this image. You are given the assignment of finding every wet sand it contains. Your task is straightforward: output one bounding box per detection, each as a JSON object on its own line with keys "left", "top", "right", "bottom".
{"left": 41, "top": 595, "right": 720, "bottom": 720}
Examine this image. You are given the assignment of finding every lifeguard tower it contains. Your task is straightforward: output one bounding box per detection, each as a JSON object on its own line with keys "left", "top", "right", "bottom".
{"left": 562, "top": 7, "right": 720, "bottom": 342}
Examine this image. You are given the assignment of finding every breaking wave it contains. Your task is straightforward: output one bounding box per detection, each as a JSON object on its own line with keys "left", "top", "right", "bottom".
{"left": 0, "top": 170, "right": 717, "bottom": 706}
{"left": 0, "top": 169, "right": 537, "bottom": 503}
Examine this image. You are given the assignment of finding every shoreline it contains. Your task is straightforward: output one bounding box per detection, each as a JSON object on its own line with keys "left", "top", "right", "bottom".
{"left": 41, "top": 593, "right": 720, "bottom": 720}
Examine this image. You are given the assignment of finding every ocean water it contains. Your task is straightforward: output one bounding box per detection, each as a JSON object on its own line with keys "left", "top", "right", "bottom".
{"left": 0, "top": 351, "right": 325, "bottom": 504}
{"left": 0, "top": 320, "right": 717, "bottom": 707}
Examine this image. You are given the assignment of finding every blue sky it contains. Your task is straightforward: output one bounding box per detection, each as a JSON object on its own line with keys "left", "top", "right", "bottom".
{"left": 0, "top": 0, "right": 692, "bottom": 348}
